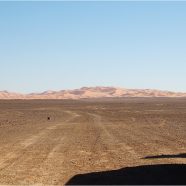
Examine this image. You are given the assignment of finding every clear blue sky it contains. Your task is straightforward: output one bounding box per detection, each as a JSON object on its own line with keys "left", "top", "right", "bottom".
{"left": 0, "top": 1, "right": 186, "bottom": 93}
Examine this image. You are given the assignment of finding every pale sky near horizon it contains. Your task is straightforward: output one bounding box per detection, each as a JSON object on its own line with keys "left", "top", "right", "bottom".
{"left": 0, "top": 1, "right": 186, "bottom": 93}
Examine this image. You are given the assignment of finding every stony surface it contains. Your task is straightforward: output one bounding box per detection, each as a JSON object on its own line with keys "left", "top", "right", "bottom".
{"left": 0, "top": 98, "right": 185, "bottom": 185}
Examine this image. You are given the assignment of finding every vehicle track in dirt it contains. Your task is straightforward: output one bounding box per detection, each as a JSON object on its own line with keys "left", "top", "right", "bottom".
{"left": 0, "top": 99, "right": 185, "bottom": 185}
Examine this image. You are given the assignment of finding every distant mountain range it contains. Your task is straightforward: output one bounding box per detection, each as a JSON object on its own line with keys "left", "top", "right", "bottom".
{"left": 0, "top": 87, "right": 186, "bottom": 99}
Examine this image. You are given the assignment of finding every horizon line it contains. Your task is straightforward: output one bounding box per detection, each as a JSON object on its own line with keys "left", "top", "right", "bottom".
{"left": 1, "top": 86, "right": 186, "bottom": 95}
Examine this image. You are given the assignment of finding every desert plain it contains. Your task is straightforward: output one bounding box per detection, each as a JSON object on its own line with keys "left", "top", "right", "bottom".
{"left": 0, "top": 98, "right": 186, "bottom": 185}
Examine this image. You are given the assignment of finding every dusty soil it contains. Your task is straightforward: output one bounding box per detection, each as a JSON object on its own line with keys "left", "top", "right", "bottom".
{"left": 0, "top": 98, "right": 185, "bottom": 185}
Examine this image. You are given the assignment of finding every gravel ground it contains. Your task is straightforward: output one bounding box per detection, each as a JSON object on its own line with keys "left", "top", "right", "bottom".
{"left": 0, "top": 98, "right": 185, "bottom": 185}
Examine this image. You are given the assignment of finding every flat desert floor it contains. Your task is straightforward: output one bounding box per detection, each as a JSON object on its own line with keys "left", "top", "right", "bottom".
{"left": 0, "top": 98, "right": 186, "bottom": 185}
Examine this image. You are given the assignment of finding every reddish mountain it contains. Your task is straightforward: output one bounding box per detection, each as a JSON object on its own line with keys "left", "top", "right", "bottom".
{"left": 0, "top": 87, "right": 186, "bottom": 99}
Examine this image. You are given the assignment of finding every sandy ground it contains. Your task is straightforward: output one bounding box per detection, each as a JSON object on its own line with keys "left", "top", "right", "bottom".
{"left": 0, "top": 98, "right": 185, "bottom": 185}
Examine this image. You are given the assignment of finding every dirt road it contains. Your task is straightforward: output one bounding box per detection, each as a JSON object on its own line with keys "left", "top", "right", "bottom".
{"left": 0, "top": 99, "right": 185, "bottom": 185}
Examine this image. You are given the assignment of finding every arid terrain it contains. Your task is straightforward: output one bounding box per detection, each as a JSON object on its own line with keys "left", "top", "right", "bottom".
{"left": 0, "top": 98, "right": 186, "bottom": 185}
{"left": 1, "top": 86, "right": 186, "bottom": 99}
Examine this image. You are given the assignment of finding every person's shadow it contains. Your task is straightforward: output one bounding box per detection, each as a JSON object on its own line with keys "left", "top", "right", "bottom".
{"left": 66, "top": 153, "right": 186, "bottom": 185}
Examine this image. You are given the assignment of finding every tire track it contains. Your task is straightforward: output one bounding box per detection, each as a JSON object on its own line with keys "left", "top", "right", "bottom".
{"left": 0, "top": 111, "right": 79, "bottom": 172}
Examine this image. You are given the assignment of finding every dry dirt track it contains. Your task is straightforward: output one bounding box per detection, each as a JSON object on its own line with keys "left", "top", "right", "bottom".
{"left": 0, "top": 99, "right": 186, "bottom": 185}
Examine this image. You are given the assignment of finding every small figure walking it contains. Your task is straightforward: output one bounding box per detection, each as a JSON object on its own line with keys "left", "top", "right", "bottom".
{"left": 47, "top": 116, "right": 51, "bottom": 121}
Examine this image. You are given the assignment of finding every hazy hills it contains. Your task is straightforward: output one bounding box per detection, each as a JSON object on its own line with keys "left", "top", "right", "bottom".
{"left": 0, "top": 87, "right": 186, "bottom": 99}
